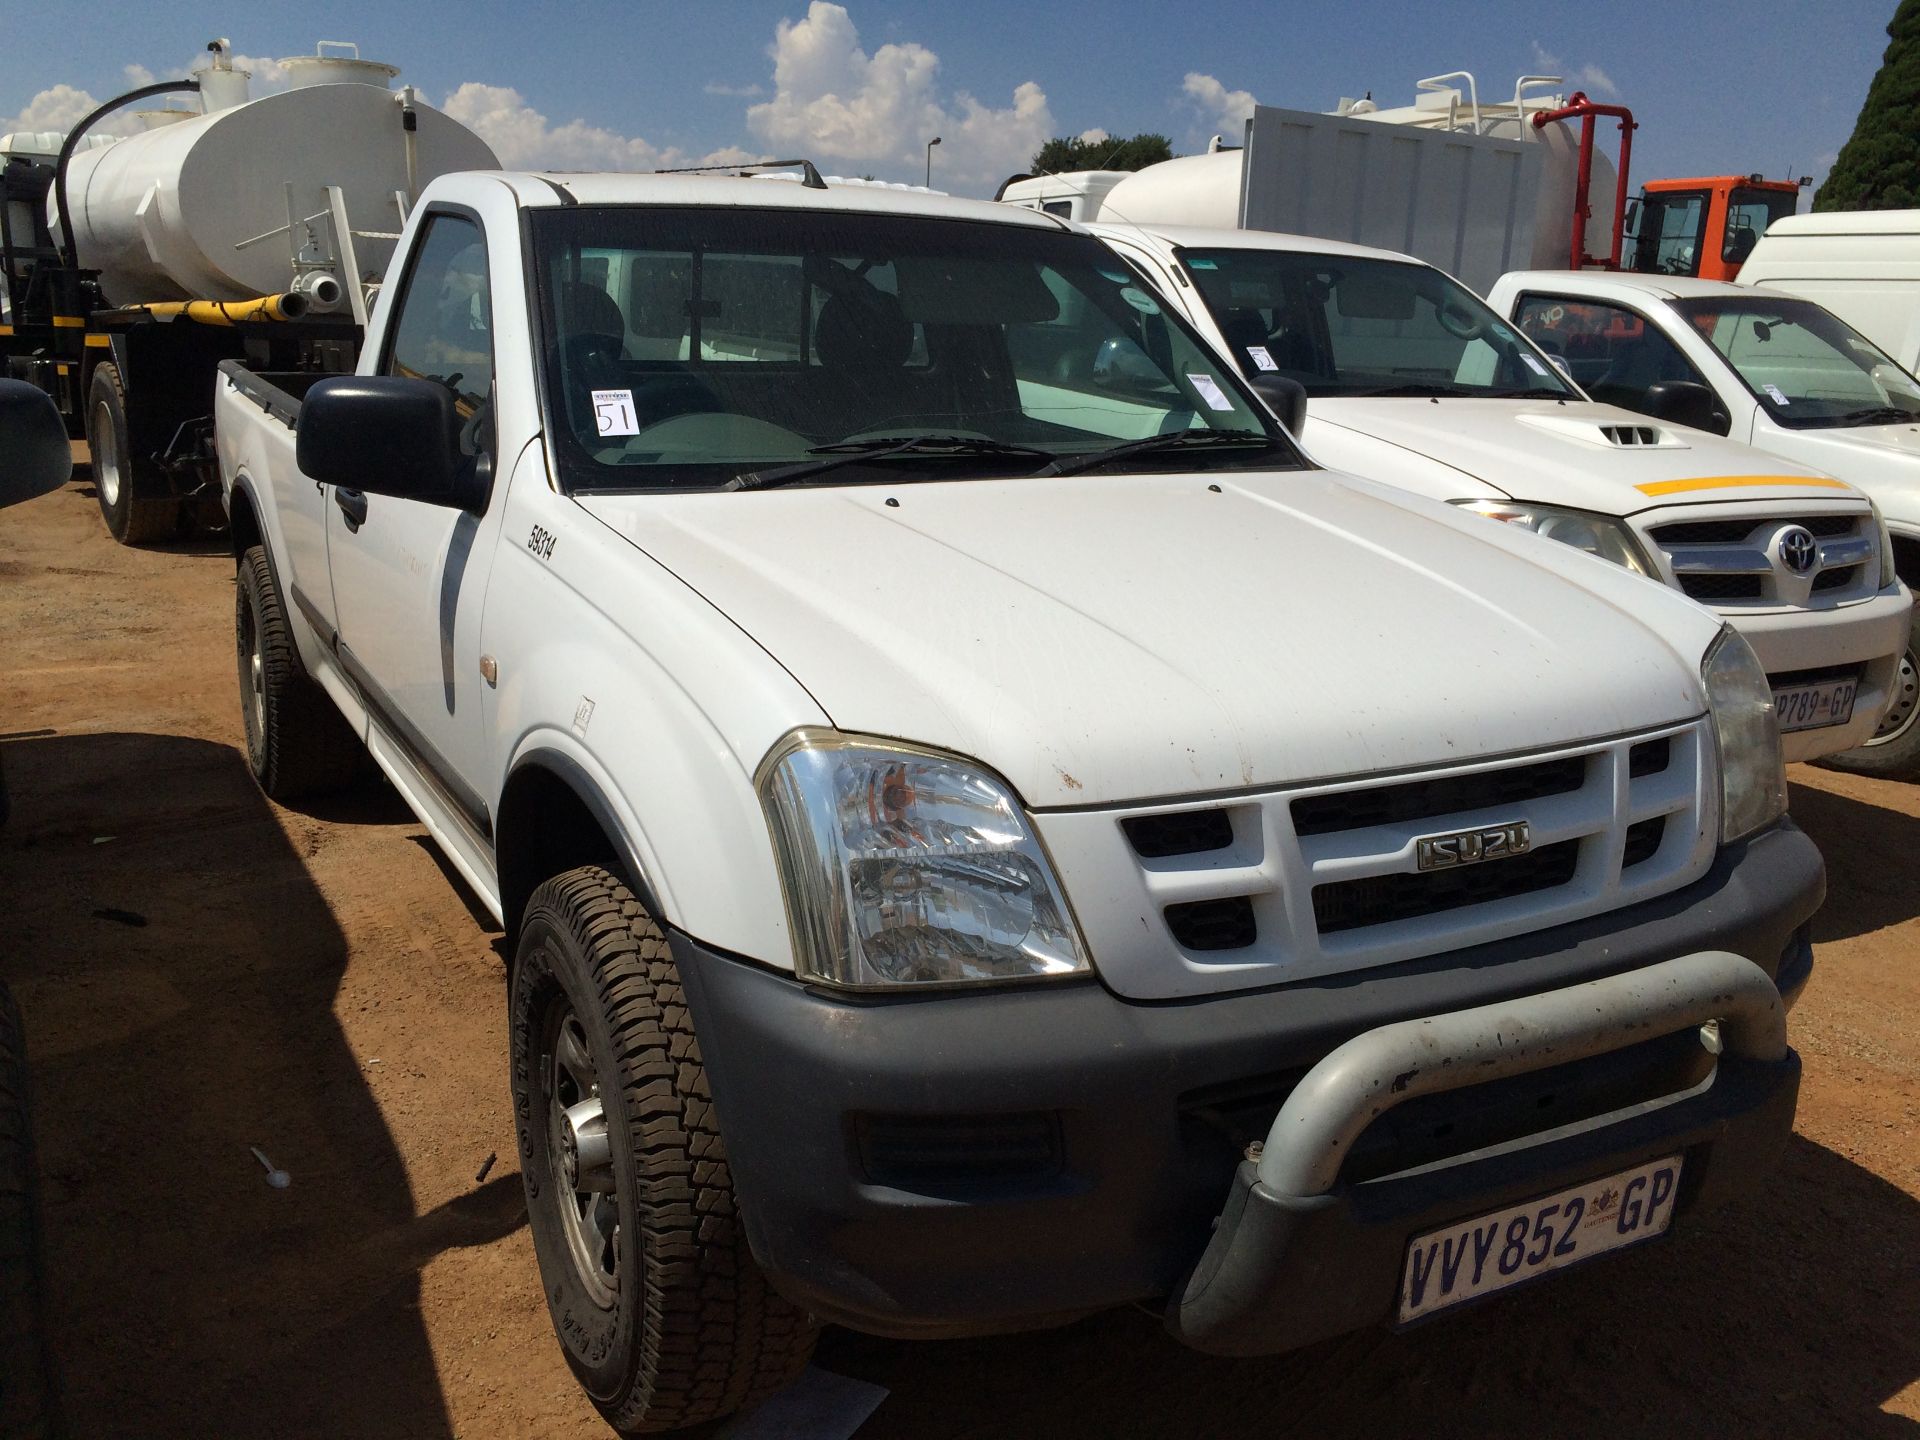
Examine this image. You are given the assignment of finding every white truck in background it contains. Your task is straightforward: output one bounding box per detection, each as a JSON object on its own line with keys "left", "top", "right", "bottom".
{"left": 0, "top": 39, "right": 497, "bottom": 543}
{"left": 1092, "top": 220, "right": 1913, "bottom": 769}
{"left": 1488, "top": 267, "right": 1920, "bottom": 775}
{"left": 152, "top": 162, "right": 1826, "bottom": 1434}
{"left": 1737, "top": 209, "right": 1920, "bottom": 372}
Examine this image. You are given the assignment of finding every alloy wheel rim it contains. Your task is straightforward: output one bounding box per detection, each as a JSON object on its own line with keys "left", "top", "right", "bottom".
{"left": 545, "top": 1002, "right": 620, "bottom": 1309}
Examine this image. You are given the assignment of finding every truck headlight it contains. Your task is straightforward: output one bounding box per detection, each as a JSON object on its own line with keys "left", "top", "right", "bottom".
{"left": 1703, "top": 627, "right": 1787, "bottom": 843}
{"left": 1871, "top": 499, "right": 1897, "bottom": 588}
{"left": 758, "top": 729, "right": 1091, "bottom": 988}
{"left": 1452, "top": 499, "right": 1657, "bottom": 577}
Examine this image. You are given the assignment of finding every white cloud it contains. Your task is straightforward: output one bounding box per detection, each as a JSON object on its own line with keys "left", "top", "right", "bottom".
{"left": 1528, "top": 42, "right": 1619, "bottom": 98}
{"left": 1077, "top": 126, "right": 1110, "bottom": 145}
{"left": 122, "top": 64, "right": 156, "bottom": 88}
{"left": 443, "top": 81, "right": 685, "bottom": 170}
{"left": 1575, "top": 63, "right": 1618, "bottom": 97}
{"left": 5, "top": 84, "right": 98, "bottom": 133}
{"left": 704, "top": 81, "right": 764, "bottom": 97}
{"left": 1182, "top": 72, "right": 1257, "bottom": 136}
{"left": 746, "top": 2, "right": 1052, "bottom": 191}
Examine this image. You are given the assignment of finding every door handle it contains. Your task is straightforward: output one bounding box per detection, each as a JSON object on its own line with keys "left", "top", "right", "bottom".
{"left": 335, "top": 487, "right": 368, "bottom": 532}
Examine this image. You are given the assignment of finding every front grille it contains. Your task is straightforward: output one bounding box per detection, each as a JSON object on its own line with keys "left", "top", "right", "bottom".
{"left": 1291, "top": 754, "right": 1586, "bottom": 837}
{"left": 1812, "top": 564, "right": 1859, "bottom": 592}
{"left": 1312, "top": 840, "right": 1580, "bottom": 934}
{"left": 1124, "top": 808, "right": 1232, "bottom": 858}
{"left": 1652, "top": 514, "right": 1858, "bottom": 545}
{"left": 1166, "top": 897, "right": 1257, "bottom": 951}
{"left": 1678, "top": 573, "right": 1765, "bottom": 602}
{"left": 1036, "top": 721, "right": 1714, "bottom": 998}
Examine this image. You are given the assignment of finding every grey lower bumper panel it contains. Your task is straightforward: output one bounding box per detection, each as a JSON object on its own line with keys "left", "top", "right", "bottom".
{"left": 1168, "top": 953, "right": 1799, "bottom": 1354}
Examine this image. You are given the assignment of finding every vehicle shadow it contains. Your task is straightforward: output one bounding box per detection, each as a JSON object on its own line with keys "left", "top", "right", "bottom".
{"left": 0, "top": 731, "right": 522, "bottom": 1439}
{"left": 821, "top": 1132, "right": 1920, "bottom": 1438}
{"left": 1788, "top": 772, "right": 1920, "bottom": 942}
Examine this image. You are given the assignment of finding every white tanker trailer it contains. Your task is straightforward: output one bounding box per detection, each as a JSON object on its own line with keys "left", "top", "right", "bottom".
{"left": 0, "top": 40, "right": 499, "bottom": 543}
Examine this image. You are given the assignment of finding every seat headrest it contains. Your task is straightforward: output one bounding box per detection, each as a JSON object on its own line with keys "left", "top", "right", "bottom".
{"left": 815, "top": 289, "right": 913, "bottom": 369}
{"left": 559, "top": 281, "right": 627, "bottom": 346}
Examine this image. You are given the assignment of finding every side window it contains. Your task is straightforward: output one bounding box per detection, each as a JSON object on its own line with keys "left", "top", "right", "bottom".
{"left": 1514, "top": 294, "right": 1704, "bottom": 411}
{"left": 385, "top": 214, "right": 492, "bottom": 412}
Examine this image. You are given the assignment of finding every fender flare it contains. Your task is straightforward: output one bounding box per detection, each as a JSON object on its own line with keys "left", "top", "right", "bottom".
{"left": 499, "top": 746, "right": 665, "bottom": 923}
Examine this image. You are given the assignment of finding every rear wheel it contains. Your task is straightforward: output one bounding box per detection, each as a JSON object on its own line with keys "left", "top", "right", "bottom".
{"left": 511, "top": 867, "right": 816, "bottom": 1435}
{"left": 0, "top": 983, "right": 59, "bottom": 1439}
{"left": 85, "top": 364, "right": 181, "bottom": 546}
{"left": 235, "top": 546, "right": 362, "bottom": 801}
{"left": 1821, "top": 609, "right": 1920, "bottom": 782}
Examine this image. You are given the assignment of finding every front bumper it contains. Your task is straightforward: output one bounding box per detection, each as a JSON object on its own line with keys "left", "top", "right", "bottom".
{"left": 1721, "top": 585, "right": 1914, "bottom": 761}
{"left": 672, "top": 820, "right": 1822, "bottom": 1346}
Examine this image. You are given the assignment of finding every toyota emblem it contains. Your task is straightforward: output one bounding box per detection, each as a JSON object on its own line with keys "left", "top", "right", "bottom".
{"left": 1778, "top": 526, "right": 1818, "bottom": 575}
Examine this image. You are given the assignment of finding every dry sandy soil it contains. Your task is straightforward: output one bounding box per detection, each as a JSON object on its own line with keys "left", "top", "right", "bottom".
{"left": 2, "top": 471, "right": 1916, "bottom": 1438}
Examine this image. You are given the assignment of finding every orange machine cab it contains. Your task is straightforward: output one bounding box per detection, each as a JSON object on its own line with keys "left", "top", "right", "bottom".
{"left": 1625, "top": 176, "right": 1804, "bottom": 282}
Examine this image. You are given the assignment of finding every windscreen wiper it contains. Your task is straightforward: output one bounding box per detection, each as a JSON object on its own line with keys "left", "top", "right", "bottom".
{"left": 1831, "top": 405, "right": 1920, "bottom": 427}
{"left": 729, "top": 435, "right": 1059, "bottom": 491}
{"left": 1341, "top": 382, "right": 1468, "bottom": 398}
{"left": 1486, "top": 386, "right": 1571, "bottom": 400}
{"left": 1034, "top": 427, "right": 1274, "bottom": 478}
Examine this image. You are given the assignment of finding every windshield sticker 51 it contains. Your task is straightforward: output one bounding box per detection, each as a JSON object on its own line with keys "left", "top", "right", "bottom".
{"left": 1186, "top": 373, "right": 1235, "bottom": 411}
{"left": 593, "top": 388, "right": 640, "bottom": 436}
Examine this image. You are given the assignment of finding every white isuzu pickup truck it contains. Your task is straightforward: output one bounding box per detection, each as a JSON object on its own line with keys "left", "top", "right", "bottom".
{"left": 1488, "top": 269, "right": 1920, "bottom": 778}
{"left": 185, "top": 169, "right": 1821, "bottom": 1435}
{"left": 1089, "top": 222, "right": 1914, "bottom": 771}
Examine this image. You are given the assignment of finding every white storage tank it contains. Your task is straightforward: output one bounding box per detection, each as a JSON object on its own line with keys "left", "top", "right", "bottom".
{"left": 55, "top": 46, "right": 498, "bottom": 305}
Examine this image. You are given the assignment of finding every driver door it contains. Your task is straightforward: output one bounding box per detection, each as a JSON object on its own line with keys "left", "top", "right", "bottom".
{"left": 327, "top": 210, "right": 505, "bottom": 842}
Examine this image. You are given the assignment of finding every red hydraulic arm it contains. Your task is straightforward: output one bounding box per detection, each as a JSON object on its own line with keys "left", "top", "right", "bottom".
{"left": 1531, "top": 92, "right": 1637, "bottom": 271}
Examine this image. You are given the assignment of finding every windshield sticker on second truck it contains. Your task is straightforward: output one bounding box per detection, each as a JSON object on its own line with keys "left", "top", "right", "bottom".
{"left": 1764, "top": 383, "right": 1791, "bottom": 406}
{"left": 592, "top": 388, "right": 640, "bottom": 437}
{"left": 1246, "top": 345, "right": 1278, "bottom": 372}
{"left": 1186, "top": 374, "right": 1235, "bottom": 411}
{"left": 1520, "top": 353, "right": 1550, "bottom": 376}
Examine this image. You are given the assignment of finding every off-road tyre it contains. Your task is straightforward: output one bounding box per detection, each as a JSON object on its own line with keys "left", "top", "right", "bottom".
{"left": 1820, "top": 608, "right": 1920, "bottom": 782}
{"left": 85, "top": 364, "right": 183, "bottom": 546}
{"left": 236, "top": 546, "right": 362, "bottom": 801}
{"left": 511, "top": 867, "right": 816, "bottom": 1435}
{"left": 0, "top": 983, "right": 59, "bottom": 1439}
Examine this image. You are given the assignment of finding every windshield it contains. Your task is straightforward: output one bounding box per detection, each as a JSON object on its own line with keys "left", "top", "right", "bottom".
{"left": 1671, "top": 294, "right": 1920, "bottom": 428}
{"left": 1173, "top": 248, "right": 1576, "bottom": 400}
{"left": 529, "top": 206, "right": 1293, "bottom": 490}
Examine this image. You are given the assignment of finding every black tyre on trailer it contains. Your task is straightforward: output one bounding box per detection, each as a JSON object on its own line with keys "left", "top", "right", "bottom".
{"left": 510, "top": 866, "right": 817, "bottom": 1435}
{"left": 0, "top": 982, "right": 59, "bottom": 1439}
{"left": 84, "top": 363, "right": 182, "bottom": 546}
{"left": 235, "top": 545, "right": 363, "bottom": 801}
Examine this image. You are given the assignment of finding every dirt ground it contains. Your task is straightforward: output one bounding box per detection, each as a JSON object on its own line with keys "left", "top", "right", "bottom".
{"left": 2, "top": 468, "right": 1916, "bottom": 1439}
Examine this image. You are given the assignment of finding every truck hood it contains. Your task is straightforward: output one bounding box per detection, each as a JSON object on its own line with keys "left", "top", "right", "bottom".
{"left": 1308, "top": 397, "right": 1852, "bottom": 517}
{"left": 1772, "top": 421, "right": 1920, "bottom": 535}
{"left": 577, "top": 470, "right": 1719, "bottom": 809}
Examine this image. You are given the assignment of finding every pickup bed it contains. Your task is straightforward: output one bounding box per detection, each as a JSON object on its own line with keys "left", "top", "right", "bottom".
{"left": 213, "top": 169, "right": 1822, "bottom": 1435}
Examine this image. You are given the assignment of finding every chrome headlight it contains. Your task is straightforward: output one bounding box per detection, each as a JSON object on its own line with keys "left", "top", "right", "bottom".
{"left": 1871, "top": 498, "right": 1897, "bottom": 588}
{"left": 758, "top": 729, "right": 1091, "bottom": 989}
{"left": 1702, "top": 627, "right": 1786, "bottom": 843}
{"left": 1452, "top": 498, "right": 1658, "bottom": 576}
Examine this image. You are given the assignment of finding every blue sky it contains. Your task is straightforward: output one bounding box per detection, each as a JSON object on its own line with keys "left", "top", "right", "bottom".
{"left": 0, "top": 0, "right": 1898, "bottom": 198}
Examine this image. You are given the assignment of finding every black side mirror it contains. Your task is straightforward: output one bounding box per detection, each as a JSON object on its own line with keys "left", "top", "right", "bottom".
{"left": 0, "top": 379, "right": 72, "bottom": 509}
{"left": 1641, "top": 380, "right": 1728, "bottom": 436}
{"left": 1247, "top": 373, "right": 1307, "bottom": 436}
{"left": 297, "top": 376, "right": 484, "bottom": 509}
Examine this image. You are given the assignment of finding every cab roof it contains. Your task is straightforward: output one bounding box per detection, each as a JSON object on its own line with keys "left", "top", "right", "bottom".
{"left": 1497, "top": 269, "right": 1754, "bottom": 302}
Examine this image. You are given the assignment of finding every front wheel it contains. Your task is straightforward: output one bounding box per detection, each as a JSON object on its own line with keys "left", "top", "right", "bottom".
{"left": 510, "top": 867, "right": 816, "bottom": 1435}
{"left": 1821, "top": 610, "right": 1920, "bottom": 782}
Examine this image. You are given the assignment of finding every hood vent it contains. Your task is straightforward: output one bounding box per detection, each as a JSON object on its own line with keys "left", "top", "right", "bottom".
{"left": 1515, "top": 412, "right": 1691, "bottom": 449}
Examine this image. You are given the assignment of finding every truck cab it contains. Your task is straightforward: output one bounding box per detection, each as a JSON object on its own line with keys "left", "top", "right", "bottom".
{"left": 1096, "top": 221, "right": 1913, "bottom": 770}
{"left": 1626, "top": 176, "right": 1804, "bottom": 282}
{"left": 201, "top": 168, "right": 1824, "bottom": 1435}
{"left": 1491, "top": 267, "right": 1920, "bottom": 775}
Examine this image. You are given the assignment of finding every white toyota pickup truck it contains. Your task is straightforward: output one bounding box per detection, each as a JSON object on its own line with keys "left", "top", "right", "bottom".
{"left": 197, "top": 170, "right": 1821, "bottom": 1435}
{"left": 1089, "top": 223, "right": 1914, "bottom": 769}
{"left": 1488, "top": 269, "right": 1920, "bottom": 778}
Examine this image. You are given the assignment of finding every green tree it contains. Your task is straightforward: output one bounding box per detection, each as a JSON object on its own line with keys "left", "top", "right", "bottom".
{"left": 1816, "top": 0, "right": 1920, "bottom": 210}
{"left": 1030, "top": 132, "right": 1174, "bottom": 175}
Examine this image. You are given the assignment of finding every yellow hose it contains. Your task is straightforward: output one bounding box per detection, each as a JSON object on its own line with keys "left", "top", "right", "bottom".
{"left": 126, "top": 294, "right": 310, "bottom": 325}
